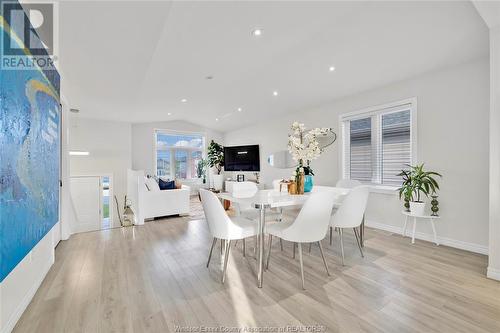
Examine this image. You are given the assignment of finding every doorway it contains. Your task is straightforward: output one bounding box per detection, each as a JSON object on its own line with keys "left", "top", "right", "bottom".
{"left": 70, "top": 175, "right": 114, "bottom": 233}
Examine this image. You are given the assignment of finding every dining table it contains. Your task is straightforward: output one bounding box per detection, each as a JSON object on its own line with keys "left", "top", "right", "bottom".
{"left": 217, "top": 186, "right": 352, "bottom": 288}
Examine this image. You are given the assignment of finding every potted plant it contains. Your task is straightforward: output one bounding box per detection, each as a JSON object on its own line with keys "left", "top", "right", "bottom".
{"left": 288, "top": 122, "right": 333, "bottom": 193}
{"left": 197, "top": 159, "right": 207, "bottom": 183}
{"left": 397, "top": 169, "right": 412, "bottom": 212}
{"left": 207, "top": 140, "right": 224, "bottom": 190}
{"left": 399, "top": 164, "right": 441, "bottom": 216}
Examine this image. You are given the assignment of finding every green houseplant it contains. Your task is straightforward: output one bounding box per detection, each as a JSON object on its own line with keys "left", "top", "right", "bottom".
{"left": 207, "top": 140, "right": 224, "bottom": 190}
{"left": 197, "top": 159, "right": 207, "bottom": 183}
{"left": 397, "top": 169, "right": 413, "bottom": 212}
{"left": 398, "top": 164, "right": 441, "bottom": 215}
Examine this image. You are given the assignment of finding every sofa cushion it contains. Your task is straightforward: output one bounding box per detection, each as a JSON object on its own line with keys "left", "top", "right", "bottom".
{"left": 159, "top": 178, "right": 176, "bottom": 190}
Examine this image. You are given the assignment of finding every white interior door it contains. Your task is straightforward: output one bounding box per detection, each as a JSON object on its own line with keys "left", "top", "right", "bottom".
{"left": 70, "top": 176, "right": 101, "bottom": 233}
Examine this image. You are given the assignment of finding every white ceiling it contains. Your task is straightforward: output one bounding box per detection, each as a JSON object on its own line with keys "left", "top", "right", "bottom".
{"left": 58, "top": 1, "right": 488, "bottom": 133}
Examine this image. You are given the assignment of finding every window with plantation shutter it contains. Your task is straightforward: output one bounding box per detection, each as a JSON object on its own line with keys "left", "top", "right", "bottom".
{"left": 341, "top": 99, "right": 416, "bottom": 187}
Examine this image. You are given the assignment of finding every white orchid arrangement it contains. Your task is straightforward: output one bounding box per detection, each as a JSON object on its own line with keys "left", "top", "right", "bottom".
{"left": 288, "top": 122, "right": 332, "bottom": 168}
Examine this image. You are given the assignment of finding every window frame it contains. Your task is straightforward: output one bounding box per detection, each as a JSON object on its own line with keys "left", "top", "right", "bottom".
{"left": 153, "top": 129, "right": 206, "bottom": 180}
{"left": 339, "top": 98, "right": 418, "bottom": 190}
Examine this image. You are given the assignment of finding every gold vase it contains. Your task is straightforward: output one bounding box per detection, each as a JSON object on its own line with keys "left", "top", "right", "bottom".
{"left": 296, "top": 172, "right": 305, "bottom": 195}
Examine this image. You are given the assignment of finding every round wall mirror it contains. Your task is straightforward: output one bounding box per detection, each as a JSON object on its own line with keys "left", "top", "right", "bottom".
{"left": 316, "top": 129, "right": 337, "bottom": 149}
{"left": 267, "top": 151, "right": 296, "bottom": 169}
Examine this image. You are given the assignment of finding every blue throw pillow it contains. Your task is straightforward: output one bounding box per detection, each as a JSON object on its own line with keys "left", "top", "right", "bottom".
{"left": 159, "top": 178, "right": 176, "bottom": 190}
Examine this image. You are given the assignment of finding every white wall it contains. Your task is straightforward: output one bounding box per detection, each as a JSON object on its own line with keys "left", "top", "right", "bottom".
{"left": 69, "top": 117, "right": 132, "bottom": 227}
{"left": 224, "top": 59, "right": 490, "bottom": 253}
{"left": 131, "top": 119, "right": 223, "bottom": 176}
{"left": 488, "top": 26, "right": 500, "bottom": 279}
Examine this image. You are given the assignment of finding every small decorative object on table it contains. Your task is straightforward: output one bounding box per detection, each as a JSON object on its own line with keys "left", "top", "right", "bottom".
{"left": 287, "top": 121, "right": 336, "bottom": 193}
{"left": 303, "top": 166, "right": 314, "bottom": 193}
{"left": 253, "top": 172, "right": 260, "bottom": 184}
{"left": 295, "top": 168, "right": 305, "bottom": 194}
{"left": 431, "top": 195, "right": 439, "bottom": 216}
{"left": 287, "top": 178, "right": 297, "bottom": 195}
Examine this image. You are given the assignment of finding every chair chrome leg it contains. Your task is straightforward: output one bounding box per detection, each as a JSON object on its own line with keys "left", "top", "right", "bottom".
{"left": 254, "top": 235, "right": 258, "bottom": 257}
{"left": 353, "top": 228, "right": 364, "bottom": 258}
{"left": 292, "top": 242, "right": 296, "bottom": 259}
{"left": 243, "top": 238, "right": 246, "bottom": 257}
{"left": 266, "top": 235, "right": 273, "bottom": 269}
{"left": 329, "top": 226, "right": 333, "bottom": 245}
{"left": 339, "top": 229, "right": 345, "bottom": 266}
{"left": 298, "top": 243, "right": 305, "bottom": 289}
{"left": 280, "top": 238, "right": 283, "bottom": 251}
{"left": 220, "top": 239, "right": 224, "bottom": 255}
{"left": 222, "top": 240, "right": 231, "bottom": 283}
{"left": 207, "top": 237, "right": 217, "bottom": 268}
{"left": 308, "top": 243, "right": 312, "bottom": 253}
{"left": 317, "top": 241, "right": 330, "bottom": 276}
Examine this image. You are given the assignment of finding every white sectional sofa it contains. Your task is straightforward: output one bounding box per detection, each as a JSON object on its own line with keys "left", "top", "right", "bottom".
{"left": 127, "top": 169, "right": 190, "bottom": 225}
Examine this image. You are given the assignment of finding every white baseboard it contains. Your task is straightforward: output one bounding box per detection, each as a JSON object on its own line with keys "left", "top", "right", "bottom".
{"left": 365, "top": 219, "right": 488, "bottom": 255}
{"left": 1, "top": 257, "right": 53, "bottom": 333}
{"left": 487, "top": 267, "right": 500, "bottom": 281}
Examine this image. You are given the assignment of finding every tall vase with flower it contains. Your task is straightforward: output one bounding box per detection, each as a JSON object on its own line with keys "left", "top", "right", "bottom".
{"left": 287, "top": 122, "right": 333, "bottom": 194}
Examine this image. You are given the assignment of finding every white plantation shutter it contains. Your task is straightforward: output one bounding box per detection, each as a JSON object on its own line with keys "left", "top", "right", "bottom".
{"left": 349, "top": 117, "right": 372, "bottom": 182}
{"left": 341, "top": 100, "right": 415, "bottom": 186}
{"left": 381, "top": 110, "right": 411, "bottom": 186}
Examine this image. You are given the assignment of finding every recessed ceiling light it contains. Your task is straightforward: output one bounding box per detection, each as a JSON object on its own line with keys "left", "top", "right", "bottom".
{"left": 181, "top": 98, "right": 187, "bottom": 103}
{"left": 215, "top": 118, "right": 219, "bottom": 121}
{"left": 167, "top": 112, "right": 172, "bottom": 116}
{"left": 273, "top": 91, "right": 278, "bottom": 96}
{"left": 329, "top": 66, "right": 336, "bottom": 72}
{"left": 252, "top": 28, "right": 263, "bottom": 37}
{"left": 237, "top": 107, "right": 242, "bottom": 112}
{"left": 69, "top": 151, "right": 89, "bottom": 156}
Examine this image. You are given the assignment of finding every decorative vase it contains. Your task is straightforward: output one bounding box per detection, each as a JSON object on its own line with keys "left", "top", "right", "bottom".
{"left": 304, "top": 175, "right": 313, "bottom": 192}
{"left": 404, "top": 198, "right": 410, "bottom": 212}
{"left": 431, "top": 195, "right": 439, "bottom": 216}
{"left": 296, "top": 172, "right": 305, "bottom": 195}
{"left": 288, "top": 181, "right": 297, "bottom": 195}
{"left": 410, "top": 201, "right": 426, "bottom": 216}
{"left": 212, "top": 174, "right": 223, "bottom": 190}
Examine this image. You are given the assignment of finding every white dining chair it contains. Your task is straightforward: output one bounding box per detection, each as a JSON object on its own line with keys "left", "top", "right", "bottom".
{"left": 329, "top": 186, "right": 370, "bottom": 265}
{"left": 200, "top": 189, "right": 258, "bottom": 283}
{"left": 265, "top": 191, "right": 337, "bottom": 289}
{"left": 336, "top": 179, "right": 362, "bottom": 188}
{"left": 325, "top": 179, "right": 363, "bottom": 245}
{"left": 232, "top": 182, "right": 275, "bottom": 219}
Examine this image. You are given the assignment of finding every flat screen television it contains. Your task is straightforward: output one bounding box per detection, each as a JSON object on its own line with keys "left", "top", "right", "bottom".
{"left": 224, "top": 145, "right": 260, "bottom": 172}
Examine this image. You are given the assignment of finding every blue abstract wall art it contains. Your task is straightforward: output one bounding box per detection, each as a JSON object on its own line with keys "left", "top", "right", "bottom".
{"left": 0, "top": 2, "right": 60, "bottom": 282}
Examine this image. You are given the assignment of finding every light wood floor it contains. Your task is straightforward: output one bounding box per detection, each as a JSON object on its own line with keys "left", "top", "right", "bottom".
{"left": 14, "top": 212, "right": 500, "bottom": 332}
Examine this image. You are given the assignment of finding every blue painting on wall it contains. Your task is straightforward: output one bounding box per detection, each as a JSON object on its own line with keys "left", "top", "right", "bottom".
{"left": 0, "top": 4, "right": 60, "bottom": 282}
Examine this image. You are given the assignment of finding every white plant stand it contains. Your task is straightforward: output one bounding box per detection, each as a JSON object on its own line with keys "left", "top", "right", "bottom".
{"left": 402, "top": 211, "right": 440, "bottom": 245}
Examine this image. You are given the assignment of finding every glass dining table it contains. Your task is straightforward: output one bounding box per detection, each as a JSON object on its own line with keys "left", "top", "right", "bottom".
{"left": 217, "top": 187, "right": 351, "bottom": 288}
